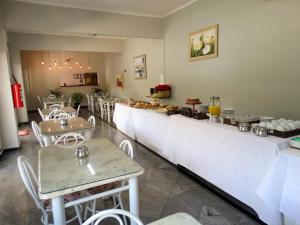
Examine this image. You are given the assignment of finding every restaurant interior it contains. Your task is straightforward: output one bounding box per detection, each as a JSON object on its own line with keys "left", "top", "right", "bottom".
{"left": 0, "top": 0, "right": 299, "bottom": 225}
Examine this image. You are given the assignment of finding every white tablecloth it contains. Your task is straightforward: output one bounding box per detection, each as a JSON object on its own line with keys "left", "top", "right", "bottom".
{"left": 113, "top": 103, "right": 292, "bottom": 225}
{"left": 257, "top": 149, "right": 300, "bottom": 224}
{"left": 163, "top": 115, "right": 289, "bottom": 225}
{"left": 113, "top": 103, "right": 170, "bottom": 156}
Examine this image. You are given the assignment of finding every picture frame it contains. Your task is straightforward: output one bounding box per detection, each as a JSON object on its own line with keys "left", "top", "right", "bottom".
{"left": 116, "top": 73, "right": 124, "bottom": 88}
{"left": 133, "top": 54, "right": 147, "bottom": 79}
{"left": 189, "top": 24, "right": 218, "bottom": 61}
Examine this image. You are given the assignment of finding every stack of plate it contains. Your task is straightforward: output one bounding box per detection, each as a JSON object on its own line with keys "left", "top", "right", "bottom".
{"left": 221, "top": 107, "right": 235, "bottom": 118}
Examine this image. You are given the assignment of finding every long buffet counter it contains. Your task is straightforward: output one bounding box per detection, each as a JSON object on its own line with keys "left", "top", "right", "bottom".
{"left": 113, "top": 103, "right": 298, "bottom": 225}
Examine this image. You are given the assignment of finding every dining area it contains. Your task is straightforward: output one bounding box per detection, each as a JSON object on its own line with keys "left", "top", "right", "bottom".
{"left": 15, "top": 93, "right": 208, "bottom": 225}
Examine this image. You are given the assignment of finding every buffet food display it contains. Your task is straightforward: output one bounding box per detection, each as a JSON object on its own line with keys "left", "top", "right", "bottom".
{"left": 125, "top": 94, "right": 300, "bottom": 139}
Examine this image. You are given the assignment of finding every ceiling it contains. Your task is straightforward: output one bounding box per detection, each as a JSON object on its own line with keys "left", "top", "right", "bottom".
{"left": 12, "top": 0, "right": 198, "bottom": 17}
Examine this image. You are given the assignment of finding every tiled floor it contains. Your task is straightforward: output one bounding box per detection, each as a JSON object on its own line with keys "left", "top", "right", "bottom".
{"left": 0, "top": 109, "right": 260, "bottom": 225}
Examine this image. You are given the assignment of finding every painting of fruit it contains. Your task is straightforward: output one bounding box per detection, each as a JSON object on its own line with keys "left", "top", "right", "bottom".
{"left": 189, "top": 25, "right": 218, "bottom": 61}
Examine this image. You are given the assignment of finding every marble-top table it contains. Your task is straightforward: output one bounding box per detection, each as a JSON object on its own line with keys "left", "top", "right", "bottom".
{"left": 42, "top": 97, "right": 67, "bottom": 109}
{"left": 39, "top": 138, "right": 145, "bottom": 225}
{"left": 148, "top": 213, "right": 202, "bottom": 225}
{"left": 40, "top": 117, "right": 93, "bottom": 146}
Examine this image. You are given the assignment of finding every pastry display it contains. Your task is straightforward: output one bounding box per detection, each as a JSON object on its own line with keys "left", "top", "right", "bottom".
{"left": 259, "top": 118, "right": 300, "bottom": 138}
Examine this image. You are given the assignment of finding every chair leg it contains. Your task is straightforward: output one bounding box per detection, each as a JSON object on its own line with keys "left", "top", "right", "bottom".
{"left": 117, "top": 193, "right": 128, "bottom": 225}
{"left": 84, "top": 203, "right": 88, "bottom": 221}
{"left": 74, "top": 204, "right": 83, "bottom": 225}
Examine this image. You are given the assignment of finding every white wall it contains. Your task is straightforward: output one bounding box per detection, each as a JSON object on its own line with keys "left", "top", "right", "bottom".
{"left": 0, "top": 10, "right": 19, "bottom": 149}
{"left": 1, "top": 0, "right": 163, "bottom": 38}
{"left": 21, "top": 51, "right": 106, "bottom": 110}
{"left": 8, "top": 32, "right": 123, "bottom": 52}
{"left": 163, "top": 0, "right": 300, "bottom": 119}
{"left": 8, "top": 32, "right": 123, "bottom": 122}
{"left": 108, "top": 38, "right": 165, "bottom": 100}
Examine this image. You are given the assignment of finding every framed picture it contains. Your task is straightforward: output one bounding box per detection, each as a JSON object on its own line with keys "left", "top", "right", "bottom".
{"left": 133, "top": 54, "right": 147, "bottom": 79}
{"left": 116, "top": 73, "right": 124, "bottom": 88}
{"left": 189, "top": 24, "right": 218, "bottom": 61}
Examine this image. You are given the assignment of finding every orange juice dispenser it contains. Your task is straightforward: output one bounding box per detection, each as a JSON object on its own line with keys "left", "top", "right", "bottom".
{"left": 208, "top": 95, "right": 221, "bottom": 122}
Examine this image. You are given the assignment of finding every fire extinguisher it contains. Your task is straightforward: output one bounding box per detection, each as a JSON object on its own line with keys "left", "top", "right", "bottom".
{"left": 11, "top": 75, "right": 24, "bottom": 108}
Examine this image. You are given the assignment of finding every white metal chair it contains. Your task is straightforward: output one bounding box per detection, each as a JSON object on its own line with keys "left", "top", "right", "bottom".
{"left": 47, "top": 94, "right": 56, "bottom": 100}
{"left": 83, "top": 209, "right": 144, "bottom": 225}
{"left": 17, "top": 156, "right": 83, "bottom": 225}
{"left": 76, "top": 104, "right": 81, "bottom": 117}
{"left": 67, "top": 97, "right": 72, "bottom": 107}
{"left": 55, "top": 133, "right": 85, "bottom": 147}
{"left": 86, "top": 95, "right": 91, "bottom": 112}
{"left": 38, "top": 108, "right": 47, "bottom": 121}
{"left": 119, "top": 140, "right": 133, "bottom": 158}
{"left": 48, "top": 109, "right": 65, "bottom": 120}
{"left": 100, "top": 100, "right": 115, "bottom": 123}
{"left": 31, "top": 121, "right": 45, "bottom": 147}
{"left": 85, "top": 116, "right": 96, "bottom": 140}
{"left": 38, "top": 96, "right": 43, "bottom": 107}
{"left": 84, "top": 140, "right": 134, "bottom": 222}
{"left": 53, "top": 112, "right": 72, "bottom": 120}
{"left": 49, "top": 104, "right": 63, "bottom": 110}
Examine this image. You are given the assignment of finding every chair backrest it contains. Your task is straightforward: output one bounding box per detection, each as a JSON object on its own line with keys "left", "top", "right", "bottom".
{"left": 48, "top": 109, "right": 66, "bottom": 120}
{"left": 88, "top": 116, "right": 96, "bottom": 127}
{"left": 37, "top": 96, "right": 43, "bottom": 107}
{"left": 119, "top": 140, "right": 133, "bottom": 158}
{"left": 55, "top": 133, "right": 85, "bottom": 146}
{"left": 17, "top": 156, "right": 44, "bottom": 211}
{"left": 53, "top": 112, "right": 72, "bottom": 120}
{"left": 82, "top": 209, "right": 144, "bottom": 225}
{"left": 31, "top": 121, "right": 45, "bottom": 147}
{"left": 76, "top": 104, "right": 81, "bottom": 117}
{"left": 47, "top": 94, "right": 56, "bottom": 100}
{"left": 49, "top": 104, "right": 63, "bottom": 110}
{"left": 38, "top": 108, "right": 47, "bottom": 121}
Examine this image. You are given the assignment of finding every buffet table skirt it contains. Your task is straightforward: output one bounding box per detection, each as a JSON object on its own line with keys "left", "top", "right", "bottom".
{"left": 113, "top": 103, "right": 291, "bottom": 225}
{"left": 113, "top": 103, "right": 170, "bottom": 156}
{"left": 257, "top": 149, "right": 300, "bottom": 224}
{"left": 163, "top": 115, "right": 289, "bottom": 225}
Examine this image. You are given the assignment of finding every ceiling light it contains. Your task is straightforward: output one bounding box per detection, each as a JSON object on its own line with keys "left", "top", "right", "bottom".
{"left": 79, "top": 65, "right": 82, "bottom": 69}
{"left": 54, "top": 60, "right": 57, "bottom": 66}
{"left": 88, "top": 66, "right": 91, "bottom": 70}
{"left": 48, "top": 65, "right": 52, "bottom": 70}
{"left": 41, "top": 60, "right": 44, "bottom": 65}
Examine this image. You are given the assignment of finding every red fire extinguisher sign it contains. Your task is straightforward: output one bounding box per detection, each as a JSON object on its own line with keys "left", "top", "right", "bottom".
{"left": 11, "top": 83, "right": 24, "bottom": 108}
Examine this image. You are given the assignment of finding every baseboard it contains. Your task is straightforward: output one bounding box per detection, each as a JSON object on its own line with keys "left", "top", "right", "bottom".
{"left": 177, "top": 165, "right": 266, "bottom": 225}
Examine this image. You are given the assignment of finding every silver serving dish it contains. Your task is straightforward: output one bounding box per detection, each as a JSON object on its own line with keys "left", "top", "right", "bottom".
{"left": 238, "top": 122, "right": 250, "bottom": 132}
{"left": 253, "top": 126, "right": 269, "bottom": 137}
{"left": 75, "top": 146, "right": 89, "bottom": 158}
{"left": 60, "top": 119, "right": 68, "bottom": 126}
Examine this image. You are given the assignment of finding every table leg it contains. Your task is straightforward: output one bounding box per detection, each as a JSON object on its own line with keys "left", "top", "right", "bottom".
{"left": 52, "top": 196, "right": 66, "bottom": 225}
{"left": 44, "top": 136, "right": 52, "bottom": 147}
{"left": 129, "top": 177, "right": 139, "bottom": 225}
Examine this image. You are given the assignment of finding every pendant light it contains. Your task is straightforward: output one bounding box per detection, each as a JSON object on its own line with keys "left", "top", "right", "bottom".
{"left": 41, "top": 51, "right": 45, "bottom": 65}
{"left": 87, "top": 52, "right": 91, "bottom": 70}
{"left": 75, "top": 52, "right": 79, "bottom": 65}
{"left": 64, "top": 51, "right": 68, "bottom": 65}
{"left": 69, "top": 62, "right": 72, "bottom": 69}
{"left": 48, "top": 51, "right": 52, "bottom": 70}
{"left": 54, "top": 51, "right": 57, "bottom": 67}
{"left": 79, "top": 52, "right": 82, "bottom": 69}
{"left": 58, "top": 52, "right": 62, "bottom": 69}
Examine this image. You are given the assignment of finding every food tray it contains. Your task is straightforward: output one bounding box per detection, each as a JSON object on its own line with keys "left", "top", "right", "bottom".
{"left": 223, "top": 118, "right": 260, "bottom": 126}
{"left": 269, "top": 129, "right": 300, "bottom": 138}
